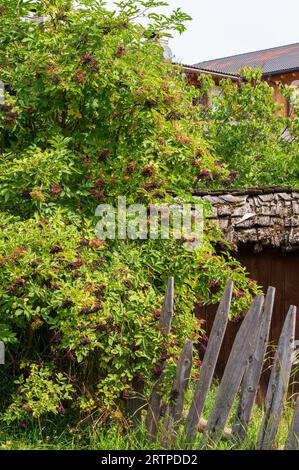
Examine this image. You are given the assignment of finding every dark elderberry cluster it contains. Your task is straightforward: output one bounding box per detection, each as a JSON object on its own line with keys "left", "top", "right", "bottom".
{"left": 50, "top": 184, "right": 62, "bottom": 197}
{"left": 141, "top": 164, "right": 155, "bottom": 177}
{"left": 7, "top": 277, "right": 26, "bottom": 295}
{"left": 4, "top": 84, "right": 15, "bottom": 96}
{"left": 80, "top": 306, "right": 91, "bottom": 315}
{"left": 165, "top": 111, "right": 184, "bottom": 121}
{"left": 79, "top": 302, "right": 102, "bottom": 315}
{"left": 95, "top": 323, "right": 106, "bottom": 332}
{"left": 20, "top": 188, "right": 31, "bottom": 199}
{"left": 207, "top": 280, "right": 220, "bottom": 294}
{"left": 49, "top": 243, "right": 64, "bottom": 254}
{"left": 159, "top": 350, "right": 172, "bottom": 363}
{"left": 30, "top": 258, "right": 43, "bottom": 268}
{"left": 94, "top": 284, "right": 105, "bottom": 299}
{"left": 111, "top": 324, "right": 121, "bottom": 333}
{"left": 91, "top": 302, "right": 102, "bottom": 313}
{"left": 152, "top": 309, "right": 161, "bottom": 321}
{"left": 73, "top": 70, "right": 87, "bottom": 84}
{"left": 199, "top": 333, "right": 209, "bottom": 354}
{"left": 79, "top": 239, "right": 89, "bottom": 247}
{"left": 123, "top": 279, "right": 133, "bottom": 289}
{"left": 223, "top": 170, "right": 239, "bottom": 186}
{"left": 144, "top": 99, "right": 158, "bottom": 109}
{"left": 51, "top": 333, "right": 62, "bottom": 344}
{"left": 72, "top": 271, "right": 81, "bottom": 279}
{"left": 230, "top": 314, "right": 243, "bottom": 324}
{"left": 153, "top": 190, "right": 165, "bottom": 199}
{"left": 126, "top": 162, "right": 137, "bottom": 173}
{"left": 98, "top": 149, "right": 111, "bottom": 161}
{"left": 5, "top": 111, "right": 19, "bottom": 123}
{"left": 102, "top": 26, "right": 111, "bottom": 35}
{"left": 115, "top": 46, "right": 127, "bottom": 58}
{"left": 106, "top": 315, "right": 121, "bottom": 332}
{"left": 93, "top": 178, "right": 105, "bottom": 188}
{"left": 80, "top": 54, "right": 100, "bottom": 73}
{"left": 61, "top": 300, "right": 75, "bottom": 309}
{"left": 152, "top": 365, "right": 163, "bottom": 379}
{"left": 143, "top": 181, "right": 159, "bottom": 192}
{"left": 57, "top": 404, "right": 66, "bottom": 415}
{"left": 78, "top": 323, "right": 85, "bottom": 331}
{"left": 89, "top": 189, "right": 106, "bottom": 201}
{"left": 234, "top": 289, "right": 245, "bottom": 298}
{"left": 65, "top": 349, "right": 76, "bottom": 362}
{"left": 66, "top": 259, "right": 84, "bottom": 270}
{"left": 170, "top": 388, "right": 179, "bottom": 401}
{"left": 19, "top": 421, "right": 28, "bottom": 430}
{"left": 45, "top": 281, "right": 59, "bottom": 291}
{"left": 198, "top": 169, "right": 212, "bottom": 179}
{"left": 81, "top": 337, "right": 90, "bottom": 346}
{"left": 120, "top": 389, "right": 130, "bottom": 400}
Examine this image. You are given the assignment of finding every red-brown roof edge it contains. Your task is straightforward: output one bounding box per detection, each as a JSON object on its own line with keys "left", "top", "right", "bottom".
{"left": 176, "top": 63, "right": 240, "bottom": 80}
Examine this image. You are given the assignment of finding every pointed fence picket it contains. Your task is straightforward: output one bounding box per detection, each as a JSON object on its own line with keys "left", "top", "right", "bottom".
{"left": 257, "top": 305, "right": 296, "bottom": 450}
{"left": 145, "top": 277, "right": 174, "bottom": 439}
{"left": 285, "top": 394, "right": 299, "bottom": 450}
{"left": 162, "top": 338, "right": 193, "bottom": 446}
{"left": 200, "top": 294, "right": 264, "bottom": 447}
{"left": 232, "top": 287, "right": 275, "bottom": 443}
{"left": 185, "top": 280, "right": 233, "bottom": 443}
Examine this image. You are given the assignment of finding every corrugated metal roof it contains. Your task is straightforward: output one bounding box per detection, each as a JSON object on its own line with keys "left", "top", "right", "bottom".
{"left": 193, "top": 43, "right": 299, "bottom": 76}
{"left": 180, "top": 63, "right": 240, "bottom": 79}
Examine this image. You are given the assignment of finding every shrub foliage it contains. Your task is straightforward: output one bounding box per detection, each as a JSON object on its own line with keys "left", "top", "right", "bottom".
{"left": 0, "top": 0, "right": 257, "bottom": 425}
{"left": 195, "top": 69, "right": 299, "bottom": 188}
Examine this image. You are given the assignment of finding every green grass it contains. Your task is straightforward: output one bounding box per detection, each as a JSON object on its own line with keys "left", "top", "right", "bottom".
{"left": 0, "top": 384, "right": 295, "bottom": 450}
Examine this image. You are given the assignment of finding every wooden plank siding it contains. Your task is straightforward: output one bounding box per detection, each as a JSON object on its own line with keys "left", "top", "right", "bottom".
{"left": 197, "top": 246, "right": 299, "bottom": 399}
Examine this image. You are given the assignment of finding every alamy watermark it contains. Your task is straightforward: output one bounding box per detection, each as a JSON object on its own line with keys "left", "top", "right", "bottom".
{"left": 1, "top": 340, "right": 299, "bottom": 366}
{"left": 0, "top": 81, "right": 4, "bottom": 105}
{"left": 95, "top": 196, "right": 204, "bottom": 249}
{"left": 0, "top": 341, "right": 4, "bottom": 365}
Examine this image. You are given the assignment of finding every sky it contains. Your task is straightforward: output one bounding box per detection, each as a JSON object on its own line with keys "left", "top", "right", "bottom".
{"left": 106, "top": 0, "right": 299, "bottom": 65}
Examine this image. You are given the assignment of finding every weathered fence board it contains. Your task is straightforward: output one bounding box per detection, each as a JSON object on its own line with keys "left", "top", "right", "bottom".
{"left": 285, "top": 394, "right": 299, "bottom": 450}
{"left": 160, "top": 277, "right": 174, "bottom": 335}
{"left": 257, "top": 305, "right": 296, "bottom": 450}
{"left": 162, "top": 339, "right": 193, "bottom": 444}
{"left": 198, "top": 417, "right": 232, "bottom": 440}
{"left": 145, "top": 277, "right": 174, "bottom": 439}
{"left": 185, "top": 280, "right": 233, "bottom": 443}
{"left": 200, "top": 295, "right": 264, "bottom": 447}
{"left": 232, "top": 287, "right": 275, "bottom": 443}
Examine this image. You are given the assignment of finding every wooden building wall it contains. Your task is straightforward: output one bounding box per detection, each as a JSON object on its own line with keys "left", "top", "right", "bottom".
{"left": 186, "top": 68, "right": 299, "bottom": 117}
{"left": 265, "top": 71, "right": 299, "bottom": 116}
{"left": 197, "top": 245, "right": 299, "bottom": 399}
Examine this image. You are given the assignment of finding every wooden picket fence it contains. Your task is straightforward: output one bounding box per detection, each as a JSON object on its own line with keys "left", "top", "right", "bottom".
{"left": 126, "top": 278, "right": 299, "bottom": 450}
